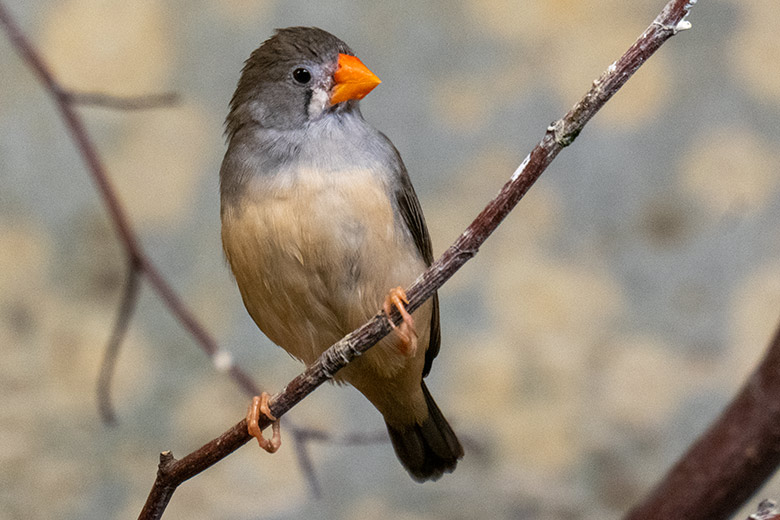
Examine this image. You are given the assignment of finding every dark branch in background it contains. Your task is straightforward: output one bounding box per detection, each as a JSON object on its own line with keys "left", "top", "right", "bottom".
{"left": 0, "top": 4, "right": 235, "bottom": 396}
{"left": 63, "top": 91, "right": 179, "bottom": 110}
{"left": 0, "top": 0, "right": 370, "bottom": 497}
{"left": 626, "top": 319, "right": 780, "bottom": 520}
{"left": 97, "top": 258, "right": 141, "bottom": 424}
{"left": 290, "top": 428, "right": 321, "bottom": 497}
{"left": 128, "top": 1, "right": 701, "bottom": 518}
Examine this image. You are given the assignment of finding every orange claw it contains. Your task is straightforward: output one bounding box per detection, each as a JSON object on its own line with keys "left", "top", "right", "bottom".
{"left": 383, "top": 286, "right": 418, "bottom": 357}
{"left": 247, "top": 393, "right": 281, "bottom": 453}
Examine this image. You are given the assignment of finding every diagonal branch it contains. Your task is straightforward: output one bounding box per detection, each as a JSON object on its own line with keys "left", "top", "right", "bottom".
{"left": 0, "top": 0, "right": 257, "bottom": 401}
{"left": 136, "top": 1, "right": 698, "bottom": 518}
{"left": 0, "top": 0, "right": 338, "bottom": 495}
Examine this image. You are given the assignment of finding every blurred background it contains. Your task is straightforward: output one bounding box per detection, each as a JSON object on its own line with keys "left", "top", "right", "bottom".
{"left": 2, "top": 0, "right": 779, "bottom": 518}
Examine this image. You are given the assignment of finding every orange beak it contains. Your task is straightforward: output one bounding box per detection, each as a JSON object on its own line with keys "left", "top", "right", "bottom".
{"left": 330, "top": 53, "right": 381, "bottom": 105}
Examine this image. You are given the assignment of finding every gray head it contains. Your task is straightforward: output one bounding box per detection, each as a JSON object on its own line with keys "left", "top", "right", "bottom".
{"left": 226, "top": 27, "right": 380, "bottom": 137}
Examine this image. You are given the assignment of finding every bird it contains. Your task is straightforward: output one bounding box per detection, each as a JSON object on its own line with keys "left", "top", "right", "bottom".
{"left": 219, "top": 26, "right": 463, "bottom": 482}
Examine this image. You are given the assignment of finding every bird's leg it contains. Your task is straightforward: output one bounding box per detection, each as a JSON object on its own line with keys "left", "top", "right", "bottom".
{"left": 246, "top": 392, "right": 281, "bottom": 453}
{"left": 383, "top": 286, "right": 418, "bottom": 357}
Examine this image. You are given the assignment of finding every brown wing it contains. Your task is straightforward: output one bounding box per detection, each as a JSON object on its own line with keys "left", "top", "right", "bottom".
{"left": 394, "top": 165, "right": 440, "bottom": 378}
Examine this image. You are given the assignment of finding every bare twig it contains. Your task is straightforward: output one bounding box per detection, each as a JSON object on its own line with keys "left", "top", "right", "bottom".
{"left": 142, "top": 422, "right": 252, "bottom": 520}
{"left": 63, "top": 91, "right": 179, "bottom": 110}
{"left": 307, "top": 429, "right": 388, "bottom": 445}
{"left": 291, "top": 429, "right": 322, "bottom": 498}
{"left": 0, "top": 0, "right": 333, "bottom": 494}
{"left": 97, "top": 259, "right": 141, "bottom": 425}
{"left": 625, "top": 318, "right": 780, "bottom": 520}
{"left": 131, "top": 1, "right": 697, "bottom": 518}
{"left": 0, "top": 1, "right": 256, "bottom": 412}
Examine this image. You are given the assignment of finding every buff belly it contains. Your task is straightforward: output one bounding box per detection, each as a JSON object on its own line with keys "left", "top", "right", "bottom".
{"left": 221, "top": 167, "right": 432, "bottom": 425}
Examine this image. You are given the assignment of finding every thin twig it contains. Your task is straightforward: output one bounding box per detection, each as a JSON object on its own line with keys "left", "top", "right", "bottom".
{"left": 0, "top": 1, "right": 258, "bottom": 413}
{"left": 63, "top": 91, "right": 179, "bottom": 110}
{"left": 97, "top": 258, "right": 141, "bottom": 425}
{"left": 133, "top": 1, "right": 697, "bottom": 518}
{"left": 291, "top": 428, "right": 322, "bottom": 499}
{"left": 0, "top": 1, "right": 241, "bottom": 396}
{"left": 0, "top": 1, "right": 330, "bottom": 493}
{"left": 312, "top": 429, "right": 388, "bottom": 445}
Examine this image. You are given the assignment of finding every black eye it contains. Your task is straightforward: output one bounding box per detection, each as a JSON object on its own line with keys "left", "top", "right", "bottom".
{"left": 292, "top": 68, "right": 311, "bottom": 84}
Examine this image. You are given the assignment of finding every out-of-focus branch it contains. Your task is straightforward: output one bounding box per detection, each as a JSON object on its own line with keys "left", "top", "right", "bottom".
{"left": 0, "top": 2, "right": 242, "bottom": 394}
{"left": 625, "top": 319, "right": 780, "bottom": 520}
{"left": 134, "top": 1, "right": 698, "bottom": 518}
{"left": 0, "top": 0, "right": 353, "bottom": 495}
{"left": 97, "top": 258, "right": 141, "bottom": 424}
{"left": 63, "top": 91, "right": 179, "bottom": 110}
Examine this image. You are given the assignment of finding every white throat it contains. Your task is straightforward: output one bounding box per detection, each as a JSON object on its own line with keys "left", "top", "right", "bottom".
{"left": 307, "top": 87, "right": 330, "bottom": 119}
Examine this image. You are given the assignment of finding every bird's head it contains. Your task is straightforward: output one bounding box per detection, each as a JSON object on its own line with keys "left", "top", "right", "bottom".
{"left": 227, "top": 26, "right": 381, "bottom": 135}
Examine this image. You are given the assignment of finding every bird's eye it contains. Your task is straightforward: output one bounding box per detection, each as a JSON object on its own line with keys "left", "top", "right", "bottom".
{"left": 292, "top": 68, "right": 311, "bottom": 84}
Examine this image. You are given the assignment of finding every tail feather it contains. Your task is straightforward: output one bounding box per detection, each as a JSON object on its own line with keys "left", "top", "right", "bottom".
{"left": 386, "top": 382, "right": 463, "bottom": 482}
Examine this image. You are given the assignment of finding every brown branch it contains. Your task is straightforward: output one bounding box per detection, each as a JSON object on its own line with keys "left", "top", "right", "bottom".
{"left": 290, "top": 428, "right": 322, "bottom": 498}
{"left": 142, "top": 422, "right": 253, "bottom": 519}
{"left": 0, "top": 1, "right": 258, "bottom": 411}
{"left": 63, "top": 91, "right": 179, "bottom": 110}
{"left": 0, "top": 0, "right": 337, "bottom": 495}
{"left": 625, "top": 318, "right": 780, "bottom": 520}
{"left": 97, "top": 259, "right": 141, "bottom": 425}
{"left": 133, "top": 1, "right": 697, "bottom": 518}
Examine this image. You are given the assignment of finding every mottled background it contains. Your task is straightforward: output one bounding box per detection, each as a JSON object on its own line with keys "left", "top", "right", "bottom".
{"left": 2, "top": 0, "right": 779, "bottom": 518}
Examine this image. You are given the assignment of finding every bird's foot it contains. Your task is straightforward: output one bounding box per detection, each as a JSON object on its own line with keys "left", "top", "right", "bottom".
{"left": 246, "top": 392, "right": 281, "bottom": 453}
{"left": 383, "top": 286, "right": 418, "bottom": 357}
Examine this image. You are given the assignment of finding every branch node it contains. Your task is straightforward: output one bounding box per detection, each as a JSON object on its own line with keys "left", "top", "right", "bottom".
{"left": 346, "top": 338, "right": 363, "bottom": 358}
{"left": 653, "top": 17, "right": 692, "bottom": 35}
{"left": 453, "top": 245, "right": 479, "bottom": 260}
{"left": 318, "top": 359, "right": 335, "bottom": 380}
{"left": 159, "top": 451, "right": 174, "bottom": 463}
{"left": 548, "top": 119, "right": 578, "bottom": 147}
{"left": 212, "top": 349, "right": 234, "bottom": 373}
{"left": 675, "top": 19, "right": 692, "bottom": 32}
{"left": 751, "top": 499, "right": 779, "bottom": 520}
{"left": 158, "top": 451, "right": 177, "bottom": 474}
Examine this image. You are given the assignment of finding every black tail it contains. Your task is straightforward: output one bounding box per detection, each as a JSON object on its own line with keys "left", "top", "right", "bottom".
{"left": 386, "top": 382, "right": 464, "bottom": 482}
